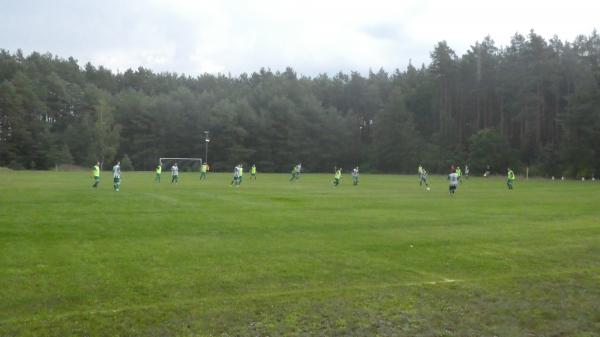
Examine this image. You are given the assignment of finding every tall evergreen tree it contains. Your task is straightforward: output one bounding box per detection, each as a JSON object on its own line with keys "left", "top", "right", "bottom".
{"left": 1, "top": 31, "right": 599, "bottom": 175}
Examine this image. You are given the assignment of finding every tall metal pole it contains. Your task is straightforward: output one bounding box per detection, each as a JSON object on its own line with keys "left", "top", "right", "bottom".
{"left": 204, "top": 130, "right": 210, "bottom": 164}
{"left": 358, "top": 125, "right": 363, "bottom": 165}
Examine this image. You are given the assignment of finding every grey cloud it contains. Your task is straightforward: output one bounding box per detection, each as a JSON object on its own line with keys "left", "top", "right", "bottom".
{"left": 362, "top": 23, "right": 402, "bottom": 40}
{"left": 2, "top": 0, "right": 596, "bottom": 77}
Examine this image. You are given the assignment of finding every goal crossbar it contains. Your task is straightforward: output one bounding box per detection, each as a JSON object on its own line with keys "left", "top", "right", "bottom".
{"left": 159, "top": 157, "right": 203, "bottom": 162}
{"left": 159, "top": 158, "right": 203, "bottom": 168}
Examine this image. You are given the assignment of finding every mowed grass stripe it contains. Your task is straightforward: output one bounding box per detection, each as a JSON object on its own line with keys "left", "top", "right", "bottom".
{"left": 2, "top": 267, "right": 597, "bottom": 327}
{"left": 1, "top": 171, "right": 599, "bottom": 336}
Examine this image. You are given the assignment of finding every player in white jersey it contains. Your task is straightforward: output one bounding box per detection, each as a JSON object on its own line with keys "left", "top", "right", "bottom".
{"left": 420, "top": 168, "right": 429, "bottom": 188}
{"left": 352, "top": 167, "right": 359, "bottom": 186}
{"left": 112, "top": 161, "right": 121, "bottom": 192}
{"left": 171, "top": 163, "right": 179, "bottom": 183}
{"left": 290, "top": 163, "right": 302, "bottom": 181}
{"left": 448, "top": 169, "right": 459, "bottom": 196}
{"left": 231, "top": 165, "right": 240, "bottom": 186}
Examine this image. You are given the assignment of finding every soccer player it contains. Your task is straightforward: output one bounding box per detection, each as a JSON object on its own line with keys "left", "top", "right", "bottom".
{"left": 231, "top": 165, "right": 239, "bottom": 186}
{"left": 200, "top": 162, "right": 208, "bottom": 180}
{"left": 465, "top": 165, "right": 470, "bottom": 179}
{"left": 418, "top": 164, "right": 423, "bottom": 181}
{"left": 92, "top": 162, "right": 100, "bottom": 188}
{"left": 237, "top": 164, "right": 244, "bottom": 186}
{"left": 456, "top": 166, "right": 462, "bottom": 183}
{"left": 290, "top": 163, "right": 301, "bottom": 181}
{"left": 155, "top": 162, "right": 162, "bottom": 183}
{"left": 484, "top": 164, "right": 491, "bottom": 177}
{"left": 333, "top": 168, "right": 342, "bottom": 187}
{"left": 420, "top": 168, "right": 429, "bottom": 188}
{"left": 352, "top": 166, "right": 359, "bottom": 186}
{"left": 171, "top": 163, "right": 179, "bottom": 183}
{"left": 507, "top": 168, "right": 515, "bottom": 190}
{"left": 251, "top": 164, "right": 257, "bottom": 180}
{"left": 448, "top": 169, "right": 459, "bottom": 196}
{"left": 113, "top": 161, "right": 121, "bottom": 192}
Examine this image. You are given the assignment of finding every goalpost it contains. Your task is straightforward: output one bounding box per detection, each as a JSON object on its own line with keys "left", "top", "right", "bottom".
{"left": 159, "top": 157, "right": 203, "bottom": 172}
{"left": 159, "top": 157, "right": 203, "bottom": 164}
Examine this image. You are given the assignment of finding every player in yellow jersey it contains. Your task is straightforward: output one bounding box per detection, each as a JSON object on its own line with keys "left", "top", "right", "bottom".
{"left": 92, "top": 162, "right": 100, "bottom": 188}
{"left": 155, "top": 162, "right": 162, "bottom": 182}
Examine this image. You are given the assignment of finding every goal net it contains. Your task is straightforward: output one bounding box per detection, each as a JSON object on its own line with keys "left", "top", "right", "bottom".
{"left": 158, "top": 157, "right": 203, "bottom": 172}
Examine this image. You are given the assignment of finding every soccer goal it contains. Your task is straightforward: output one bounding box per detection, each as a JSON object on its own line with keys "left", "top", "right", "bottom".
{"left": 159, "top": 157, "right": 203, "bottom": 172}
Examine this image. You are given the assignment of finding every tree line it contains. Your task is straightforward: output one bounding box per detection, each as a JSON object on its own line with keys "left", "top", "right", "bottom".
{"left": 1, "top": 30, "right": 599, "bottom": 176}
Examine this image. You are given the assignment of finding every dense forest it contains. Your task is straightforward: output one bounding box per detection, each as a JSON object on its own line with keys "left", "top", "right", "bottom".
{"left": 1, "top": 30, "right": 599, "bottom": 176}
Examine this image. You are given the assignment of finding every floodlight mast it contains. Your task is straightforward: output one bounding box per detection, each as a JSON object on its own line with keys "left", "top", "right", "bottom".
{"left": 204, "top": 130, "right": 210, "bottom": 164}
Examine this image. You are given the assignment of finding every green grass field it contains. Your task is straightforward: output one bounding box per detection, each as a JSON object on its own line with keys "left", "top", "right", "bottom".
{"left": 1, "top": 170, "right": 599, "bottom": 337}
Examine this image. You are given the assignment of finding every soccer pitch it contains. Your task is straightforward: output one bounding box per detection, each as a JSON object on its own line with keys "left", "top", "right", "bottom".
{"left": 1, "top": 171, "right": 599, "bottom": 336}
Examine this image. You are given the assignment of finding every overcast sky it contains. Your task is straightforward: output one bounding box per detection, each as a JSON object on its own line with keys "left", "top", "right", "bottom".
{"left": 1, "top": 0, "right": 598, "bottom": 76}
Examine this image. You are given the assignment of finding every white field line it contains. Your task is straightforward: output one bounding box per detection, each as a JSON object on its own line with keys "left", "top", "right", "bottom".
{"left": 1, "top": 269, "right": 596, "bottom": 326}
